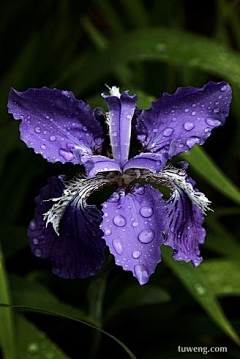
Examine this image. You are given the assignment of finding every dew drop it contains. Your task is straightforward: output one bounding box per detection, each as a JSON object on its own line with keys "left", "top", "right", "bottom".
{"left": 138, "top": 229, "right": 155, "bottom": 243}
{"left": 184, "top": 121, "right": 195, "bottom": 131}
{"left": 83, "top": 126, "right": 88, "bottom": 131}
{"left": 205, "top": 118, "right": 221, "bottom": 127}
{"left": 194, "top": 282, "right": 205, "bottom": 295}
{"left": 50, "top": 135, "right": 56, "bottom": 142}
{"left": 213, "top": 107, "right": 220, "bottom": 114}
{"left": 34, "top": 249, "right": 42, "bottom": 257}
{"left": 134, "top": 264, "right": 149, "bottom": 285}
{"left": 29, "top": 219, "right": 37, "bottom": 230}
{"left": 59, "top": 149, "right": 74, "bottom": 161}
{"left": 218, "top": 94, "right": 223, "bottom": 99}
{"left": 163, "top": 127, "right": 173, "bottom": 136}
{"left": 32, "top": 238, "right": 39, "bottom": 245}
{"left": 220, "top": 85, "right": 227, "bottom": 92}
{"left": 41, "top": 144, "right": 46, "bottom": 150}
{"left": 132, "top": 221, "right": 138, "bottom": 227}
{"left": 112, "top": 238, "right": 124, "bottom": 255}
{"left": 191, "top": 111, "right": 196, "bottom": 116}
{"left": 104, "top": 228, "right": 112, "bottom": 236}
{"left": 112, "top": 131, "right": 117, "bottom": 137}
{"left": 184, "top": 108, "right": 189, "bottom": 112}
{"left": 113, "top": 215, "right": 126, "bottom": 227}
{"left": 132, "top": 250, "right": 142, "bottom": 259}
{"left": 135, "top": 186, "right": 145, "bottom": 195}
{"left": 140, "top": 206, "right": 153, "bottom": 218}
{"left": 108, "top": 192, "right": 119, "bottom": 203}
{"left": 27, "top": 342, "right": 39, "bottom": 354}
{"left": 186, "top": 137, "right": 200, "bottom": 148}
{"left": 34, "top": 126, "right": 41, "bottom": 134}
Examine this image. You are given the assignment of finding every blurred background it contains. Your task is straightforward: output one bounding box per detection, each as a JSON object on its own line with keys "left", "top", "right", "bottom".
{"left": 0, "top": 0, "right": 240, "bottom": 358}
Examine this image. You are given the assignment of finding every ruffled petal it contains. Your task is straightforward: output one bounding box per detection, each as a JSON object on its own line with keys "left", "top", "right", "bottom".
{"left": 102, "top": 87, "right": 137, "bottom": 167}
{"left": 80, "top": 155, "right": 121, "bottom": 178}
{"left": 8, "top": 87, "right": 104, "bottom": 164}
{"left": 163, "top": 186, "right": 206, "bottom": 267}
{"left": 28, "top": 176, "right": 106, "bottom": 278}
{"left": 134, "top": 81, "right": 231, "bottom": 158}
{"left": 100, "top": 185, "right": 166, "bottom": 285}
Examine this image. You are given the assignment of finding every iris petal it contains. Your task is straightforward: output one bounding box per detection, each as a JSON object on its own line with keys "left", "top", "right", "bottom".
{"left": 134, "top": 81, "right": 231, "bottom": 158}
{"left": 28, "top": 176, "right": 106, "bottom": 278}
{"left": 8, "top": 87, "right": 104, "bottom": 164}
{"left": 100, "top": 185, "right": 166, "bottom": 285}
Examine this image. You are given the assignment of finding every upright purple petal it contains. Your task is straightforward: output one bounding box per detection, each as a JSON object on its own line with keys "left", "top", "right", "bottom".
{"left": 102, "top": 87, "right": 137, "bottom": 168}
{"left": 135, "top": 82, "right": 231, "bottom": 158}
{"left": 100, "top": 185, "right": 166, "bottom": 285}
{"left": 163, "top": 176, "right": 206, "bottom": 267}
{"left": 8, "top": 87, "right": 104, "bottom": 164}
{"left": 28, "top": 176, "right": 106, "bottom": 278}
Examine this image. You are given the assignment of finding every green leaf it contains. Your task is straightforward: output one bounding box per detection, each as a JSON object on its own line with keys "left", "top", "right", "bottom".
{"left": 0, "top": 303, "right": 136, "bottom": 359}
{"left": 9, "top": 275, "right": 96, "bottom": 326}
{"left": 201, "top": 260, "right": 240, "bottom": 296}
{"left": 162, "top": 246, "right": 240, "bottom": 345}
{"left": 105, "top": 283, "right": 170, "bottom": 320}
{"left": 181, "top": 145, "right": 240, "bottom": 205}
{"left": 59, "top": 27, "right": 240, "bottom": 94}
{"left": 16, "top": 314, "right": 70, "bottom": 359}
{"left": 0, "top": 246, "right": 16, "bottom": 359}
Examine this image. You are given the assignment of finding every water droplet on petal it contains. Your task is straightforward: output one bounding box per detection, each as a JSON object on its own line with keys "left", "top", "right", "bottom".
{"left": 108, "top": 192, "right": 119, "bottom": 203}
{"left": 59, "top": 149, "right": 74, "bottom": 161}
{"left": 83, "top": 126, "right": 88, "bottom": 131}
{"left": 186, "top": 137, "right": 200, "bottom": 148}
{"left": 191, "top": 111, "right": 196, "bottom": 116}
{"left": 34, "top": 249, "right": 42, "bottom": 257}
{"left": 132, "top": 221, "right": 138, "bottom": 227}
{"left": 113, "top": 215, "right": 126, "bottom": 227}
{"left": 27, "top": 342, "right": 39, "bottom": 354}
{"left": 184, "top": 121, "right": 195, "bottom": 131}
{"left": 221, "top": 85, "right": 227, "bottom": 92}
{"left": 29, "top": 219, "right": 37, "bottom": 230}
{"left": 140, "top": 206, "right": 153, "bottom": 218}
{"left": 138, "top": 229, "right": 155, "bottom": 243}
{"left": 112, "top": 238, "right": 123, "bottom": 255}
{"left": 134, "top": 264, "right": 149, "bottom": 285}
{"left": 112, "top": 131, "right": 117, "bottom": 137}
{"left": 184, "top": 108, "right": 189, "bottom": 113}
{"left": 163, "top": 128, "right": 173, "bottom": 136}
{"left": 35, "top": 126, "right": 41, "bottom": 134}
{"left": 132, "top": 250, "right": 142, "bottom": 259}
{"left": 213, "top": 107, "right": 220, "bottom": 114}
{"left": 205, "top": 118, "right": 221, "bottom": 127}
{"left": 32, "top": 238, "right": 39, "bottom": 245}
{"left": 104, "top": 228, "right": 112, "bottom": 236}
{"left": 41, "top": 144, "right": 46, "bottom": 150}
{"left": 135, "top": 186, "right": 145, "bottom": 195}
{"left": 50, "top": 135, "right": 56, "bottom": 142}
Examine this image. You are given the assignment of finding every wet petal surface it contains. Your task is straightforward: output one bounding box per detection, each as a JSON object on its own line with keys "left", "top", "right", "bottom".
{"left": 81, "top": 155, "right": 121, "bottom": 178}
{"left": 102, "top": 89, "right": 137, "bottom": 167}
{"left": 100, "top": 185, "right": 166, "bottom": 285}
{"left": 123, "top": 152, "right": 167, "bottom": 174}
{"left": 134, "top": 81, "right": 231, "bottom": 158}
{"left": 8, "top": 87, "right": 104, "bottom": 164}
{"left": 28, "top": 176, "right": 106, "bottom": 278}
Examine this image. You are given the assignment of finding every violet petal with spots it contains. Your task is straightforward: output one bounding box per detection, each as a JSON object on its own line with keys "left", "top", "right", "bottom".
{"left": 134, "top": 81, "right": 231, "bottom": 158}
{"left": 8, "top": 87, "right": 104, "bottom": 164}
{"left": 100, "top": 185, "right": 166, "bottom": 285}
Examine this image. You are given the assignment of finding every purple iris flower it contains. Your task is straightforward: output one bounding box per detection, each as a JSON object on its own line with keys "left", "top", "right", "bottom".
{"left": 8, "top": 82, "right": 232, "bottom": 285}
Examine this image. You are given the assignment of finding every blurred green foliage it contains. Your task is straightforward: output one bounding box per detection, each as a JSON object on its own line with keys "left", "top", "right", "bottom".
{"left": 0, "top": 0, "right": 240, "bottom": 358}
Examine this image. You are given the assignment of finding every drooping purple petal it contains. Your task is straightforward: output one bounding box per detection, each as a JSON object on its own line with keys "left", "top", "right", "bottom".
{"left": 100, "top": 185, "right": 166, "bottom": 285}
{"left": 102, "top": 88, "right": 137, "bottom": 168}
{"left": 80, "top": 155, "right": 121, "bottom": 178}
{"left": 123, "top": 153, "right": 168, "bottom": 174}
{"left": 163, "top": 176, "right": 206, "bottom": 267}
{"left": 135, "top": 82, "right": 232, "bottom": 158}
{"left": 8, "top": 87, "right": 104, "bottom": 164}
{"left": 28, "top": 176, "right": 106, "bottom": 278}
